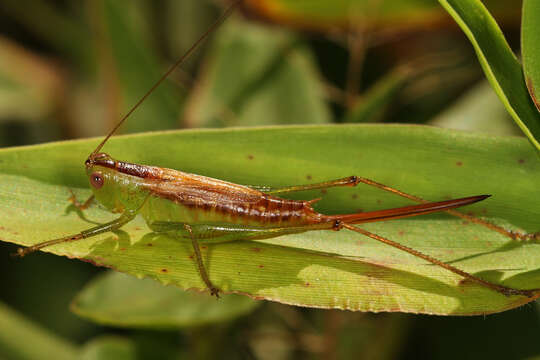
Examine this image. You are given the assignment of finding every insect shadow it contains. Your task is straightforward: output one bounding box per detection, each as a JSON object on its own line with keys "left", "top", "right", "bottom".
{"left": 83, "top": 227, "right": 498, "bottom": 312}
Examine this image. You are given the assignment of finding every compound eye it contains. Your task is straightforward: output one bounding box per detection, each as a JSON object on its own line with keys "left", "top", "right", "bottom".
{"left": 90, "top": 172, "right": 104, "bottom": 189}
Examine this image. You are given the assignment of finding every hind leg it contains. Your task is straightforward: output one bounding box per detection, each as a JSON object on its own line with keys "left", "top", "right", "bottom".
{"left": 250, "top": 176, "right": 360, "bottom": 195}
{"left": 339, "top": 222, "right": 538, "bottom": 297}
{"left": 355, "top": 177, "right": 539, "bottom": 241}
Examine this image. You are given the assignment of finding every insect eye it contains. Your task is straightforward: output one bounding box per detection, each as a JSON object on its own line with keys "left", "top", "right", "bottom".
{"left": 90, "top": 172, "right": 104, "bottom": 189}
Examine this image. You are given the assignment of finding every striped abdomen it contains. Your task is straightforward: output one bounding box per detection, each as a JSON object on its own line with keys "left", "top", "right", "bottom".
{"left": 146, "top": 189, "right": 322, "bottom": 227}
{"left": 191, "top": 195, "right": 322, "bottom": 226}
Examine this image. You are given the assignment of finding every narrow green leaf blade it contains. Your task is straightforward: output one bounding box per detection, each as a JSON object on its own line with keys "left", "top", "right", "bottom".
{"left": 522, "top": 0, "right": 540, "bottom": 112}
{"left": 438, "top": 0, "right": 540, "bottom": 151}
{"left": 0, "top": 125, "right": 539, "bottom": 315}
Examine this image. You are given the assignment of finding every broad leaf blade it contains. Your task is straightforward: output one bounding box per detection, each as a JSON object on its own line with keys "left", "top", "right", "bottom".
{"left": 71, "top": 271, "right": 259, "bottom": 328}
{"left": 0, "top": 125, "right": 539, "bottom": 315}
{"left": 438, "top": 0, "right": 540, "bottom": 151}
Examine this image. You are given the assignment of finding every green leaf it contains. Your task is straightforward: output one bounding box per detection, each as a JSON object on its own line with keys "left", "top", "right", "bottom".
{"left": 80, "top": 337, "right": 136, "bottom": 360}
{"left": 184, "top": 18, "right": 331, "bottom": 127}
{"left": 71, "top": 271, "right": 259, "bottom": 328}
{"left": 437, "top": 0, "right": 540, "bottom": 151}
{"left": 522, "top": 0, "right": 540, "bottom": 112}
{"left": 0, "top": 125, "right": 539, "bottom": 315}
{"left": 0, "top": 302, "right": 77, "bottom": 360}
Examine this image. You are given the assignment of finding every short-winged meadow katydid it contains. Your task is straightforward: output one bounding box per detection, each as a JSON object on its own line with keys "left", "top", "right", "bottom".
{"left": 13, "top": 0, "right": 540, "bottom": 299}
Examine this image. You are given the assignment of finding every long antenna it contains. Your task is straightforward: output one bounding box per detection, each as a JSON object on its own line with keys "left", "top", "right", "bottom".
{"left": 90, "top": 0, "right": 240, "bottom": 158}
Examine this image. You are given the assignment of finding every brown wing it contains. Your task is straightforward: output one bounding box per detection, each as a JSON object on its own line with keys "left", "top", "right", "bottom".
{"left": 144, "top": 166, "right": 268, "bottom": 205}
{"left": 143, "top": 166, "right": 320, "bottom": 225}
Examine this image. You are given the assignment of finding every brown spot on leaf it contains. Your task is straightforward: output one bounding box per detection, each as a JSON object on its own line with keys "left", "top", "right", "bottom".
{"left": 251, "top": 247, "right": 262, "bottom": 253}
{"left": 247, "top": 154, "right": 254, "bottom": 160}
{"left": 398, "top": 230, "right": 405, "bottom": 236}
{"left": 188, "top": 255, "right": 194, "bottom": 259}
{"left": 258, "top": 264, "right": 264, "bottom": 268}
{"left": 304, "top": 282, "right": 311, "bottom": 287}
{"left": 320, "top": 189, "right": 327, "bottom": 194}
{"left": 376, "top": 199, "right": 382, "bottom": 204}
{"left": 120, "top": 248, "right": 126, "bottom": 251}
{"left": 160, "top": 268, "right": 168, "bottom": 273}
{"left": 306, "top": 174, "right": 312, "bottom": 180}
{"left": 147, "top": 243, "right": 153, "bottom": 247}
{"left": 351, "top": 194, "right": 358, "bottom": 199}
{"left": 518, "top": 159, "right": 525, "bottom": 164}
{"left": 456, "top": 161, "right": 463, "bottom": 167}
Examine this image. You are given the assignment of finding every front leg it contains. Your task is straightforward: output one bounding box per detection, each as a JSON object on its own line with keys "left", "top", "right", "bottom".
{"left": 14, "top": 211, "right": 136, "bottom": 257}
{"left": 68, "top": 190, "right": 95, "bottom": 211}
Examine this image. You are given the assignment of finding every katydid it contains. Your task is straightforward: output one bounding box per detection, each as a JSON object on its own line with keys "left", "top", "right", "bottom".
{"left": 13, "top": 1, "right": 539, "bottom": 299}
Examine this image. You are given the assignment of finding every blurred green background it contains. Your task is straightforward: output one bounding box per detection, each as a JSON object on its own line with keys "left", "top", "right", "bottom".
{"left": 0, "top": 0, "right": 538, "bottom": 359}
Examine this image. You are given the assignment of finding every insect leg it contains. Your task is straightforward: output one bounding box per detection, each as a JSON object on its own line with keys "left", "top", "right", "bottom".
{"left": 149, "top": 221, "right": 335, "bottom": 296}
{"left": 252, "top": 176, "right": 360, "bottom": 195}
{"left": 13, "top": 211, "right": 136, "bottom": 257}
{"left": 183, "top": 224, "right": 220, "bottom": 298}
{"left": 68, "top": 190, "right": 95, "bottom": 211}
{"left": 340, "top": 222, "right": 539, "bottom": 298}
{"left": 356, "top": 177, "right": 539, "bottom": 241}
